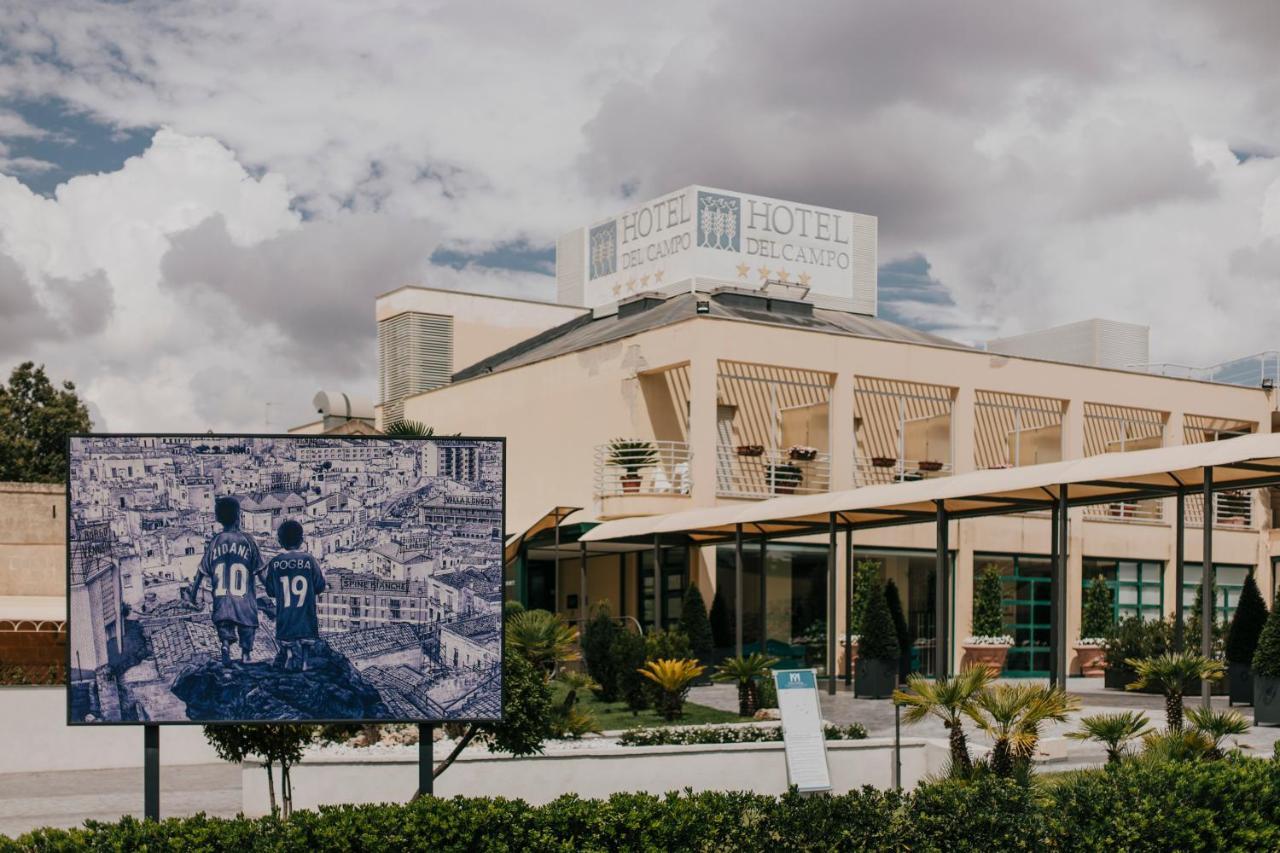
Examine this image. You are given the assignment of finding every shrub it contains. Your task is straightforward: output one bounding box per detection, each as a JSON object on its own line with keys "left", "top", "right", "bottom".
{"left": 711, "top": 652, "right": 778, "bottom": 716}
{"left": 618, "top": 722, "right": 867, "bottom": 746}
{"left": 1126, "top": 652, "right": 1224, "bottom": 731}
{"left": 971, "top": 563, "right": 1006, "bottom": 639}
{"left": 1186, "top": 578, "right": 1226, "bottom": 656}
{"left": 644, "top": 626, "right": 693, "bottom": 662}
{"left": 638, "top": 659, "right": 705, "bottom": 720}
{"left": 1103, "top": 614, "right": 1169, "bottom": 672}
{"left": 1226, "top": 572, "right": 1268, "bottom": 665}
{"left": 1253, "top": 592, "right": 1280, "bottom": 678}
{"left": 883, "top": 578, "right": 912, "bottom": 668}
{"left": 848, "top": 559, "right": 881, "bottom": 636}
{"left": 679, "top": 584, "right": 715, "bottom": 659}
{"left": 506, "top": 609, "right": 579, "bottom": 674}
{"left": 1080, "top": 575, "right": 1113, "bottom": 640}
{"left": 708, "top": 588, "right": 732, "bottom": 648}
{"left": 857, "top": 577, "right": 900, "bottom": 662}
{"left": 757, "top": 673, "right": 778, "bottom": 709}
{"left": 610, "top": 629, "right": 650, "bottom": 711}
{"left": 580, "top": 602, "right": 621, "bottom": 701}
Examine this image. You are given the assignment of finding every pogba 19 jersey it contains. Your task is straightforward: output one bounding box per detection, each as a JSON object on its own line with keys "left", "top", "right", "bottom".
{"left": 199, "top": 529, "right": 264, "bottom": 626}
{"left": 264, "top": 551, "right": 326, "bottom": 640}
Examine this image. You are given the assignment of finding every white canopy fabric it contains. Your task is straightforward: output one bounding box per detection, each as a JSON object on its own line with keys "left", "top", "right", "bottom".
{"left": 582, "top": 432, "right": 1280, "bottom": 544}
{"left": 0, "top": 595, "right": 66, "bottom": 625}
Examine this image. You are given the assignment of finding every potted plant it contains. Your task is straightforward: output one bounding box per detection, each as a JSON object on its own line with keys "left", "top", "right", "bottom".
{"left": 607, "top": 439, "right": 657, "bottom": 493}
{"left": 1103, "top": 615, "right": 1168, "bottom": 690}
{"left": 765, "top": 463, "right": 803, "bottom": 495}
{"left": 962, "top": 564, "right": 1012, "bottom": 676}
{"left": 1252, "top": 593, "right": 1280, "bottom": 725}
{"left": 1225, "top": 572, "right": 1267, "bottom": 705}
{"left": 871, "top": 456, "right": 898, "bottom": 468}
{"left": 1076, "top": 575, "right": 1113, "bottom": 677}
{"left": 854, "top": 577, "right": 899, "bottom": 699}
{"left": 735, "top": 444, "right": 764, "bottom": 457}
{"left": 787, "top": 444, "right": 819, "bottom": 462}
{"left": 917, "top": 460, "right": 944, "bottom": 473}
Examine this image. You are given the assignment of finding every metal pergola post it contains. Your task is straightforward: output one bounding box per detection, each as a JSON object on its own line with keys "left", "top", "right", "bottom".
{"left": 1055, "top": 484, "right": 1069, "bottom": 691}
{"left": 827, "top": 512, "right": 837, "bottom": 695}
{"left": 734, "top": 524, "right": 744, "bottom": 659}
{"left": 1174, "top": 491, "right": 1185, "bottom": 652}
{"left": 652, "top": 534, "right": 662, "bottom": 632}
{"left": 579, "top": 539, "right": 588, "bottom": 626}
{"left": 759, "top": 534, "right": 768, "bottom": 655}
{"left": 1202, "top": 467, "right": 1214, "bottom": 708}
{"left": 1049, "top": 493, "right": 1060, "bottom": 686}
{"left": 934, "top": 501, "right": 948, "bottom": 679}
{"left": 844, "top": 526, "right": 854, "bottom": 685}
{"left": 553, "top": 517, "right": 562, "bottom": 611}
{"left": 618, "top": 552, "right": 626, "bottom": 619}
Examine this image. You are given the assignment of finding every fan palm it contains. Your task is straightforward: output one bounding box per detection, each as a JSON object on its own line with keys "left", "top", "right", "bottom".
{"left": 1185, "top": 707, "right": 1249, "bottom": 759}
{"left": 506, "top": 610, "right": 580, "bottom": 675}
{"left": 712, "top": 653, "right": 780, "bottom": 717}
{"left": 639, "top": 658, "right": 706, "bottom": 720}
{"left": 966, "top": 683, "right": 1079, "bottom": 776}
{"left": 382, "top": 420, "right": 436, "bottom": 436}
{"left": 1125, "top": 652, "right": 1225, "bottom": 731}
{"left": 1066, "top": 711, "right": 1152, "bottom": 764}
{"left": 892, "top": 666, "right": 994, "bottom": 775}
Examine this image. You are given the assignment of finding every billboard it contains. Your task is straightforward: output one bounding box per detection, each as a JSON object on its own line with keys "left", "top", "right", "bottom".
{"left": 557, "top": 185, "right": 878, "bottom": 313}
{"left": 66, "top": 435, "right": 504, "bottom": 725}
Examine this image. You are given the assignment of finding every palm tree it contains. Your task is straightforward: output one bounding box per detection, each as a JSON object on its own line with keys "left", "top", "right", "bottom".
{"left": 1066, "top": 711, "right": 1152, "bottom": 764}
{"left": 506, "top": 610, "right": 580, "bottom": 676}
{"left": 382, "top": 420, "right": 436, "bottom": 436}
{"left": 892, "top": 666, "right": 994, "bottom": 775}
{"left": 639, "top": 659, "right": 707, "bottom": 721}
{"left": 1126, "top": 652, "right": 1225, "bottom": 731}
{"left": 712, "top": 653, "right": 779, "bottom": 717}
{"left": 1185, "top": 707, "right": 1249, "bottom": 759}
{"left": 966, "top": 684, "right": 1079, "bottom": 776}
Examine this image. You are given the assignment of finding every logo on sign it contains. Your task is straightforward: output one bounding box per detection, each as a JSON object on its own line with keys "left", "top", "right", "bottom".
{"left": 697, "top": 191, "right": 740, "bottom": 252}
{"left": 788, "top": 672, "right": 803, "bottom": 686}
{"left": 589, "top": 220, "right": 617, "bottom": 280}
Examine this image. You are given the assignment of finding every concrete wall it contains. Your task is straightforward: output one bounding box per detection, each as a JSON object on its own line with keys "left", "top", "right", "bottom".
{"left": 0, "top": 482, "right": 65, "bottom": 598}
{"left": 0, "top": 687, "right": 222, "bottom": 773}
{"left": 240, "top": 737, "right": 949, "bottom": 817}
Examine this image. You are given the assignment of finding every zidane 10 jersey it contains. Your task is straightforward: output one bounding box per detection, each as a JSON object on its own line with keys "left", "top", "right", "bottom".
{"left": 264, "top": 550, "right": 327, "bottom": 640}
{"left": 198, "top": 529, "right": 264, "bottom": 627}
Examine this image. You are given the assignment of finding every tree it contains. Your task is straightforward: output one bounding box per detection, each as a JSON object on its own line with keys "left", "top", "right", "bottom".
{"left": 971, "top": 564, "right": 1006, "bottom": 638}
{"left": 1081, "top": 575, "right": 1114, "bottom": 640}
{"left": 679, "top": 584, "right": 715, "bottom": 659}
{"left": 505, "top": 610, "right": 580, "bottom": 676}
{"left": 382, "top": 420, "right": 436, "bottom": 436}
{"left": 1225, "top": 572, "right": 1268, "bottom": 665}
{"left": 203, "top": 724, "right": 354, "bottom": 817}
{"left": 581, "top": 602, "right": 622, "bottom": 702}
{"left": 1126, "top": 652, "right": 1225, "bottom": 731}
{"left": 965, "top": 684, "right": 1077, "bottom": 777}
{"left": 1184, "top": 707, "right": 1250, "bottom": 760}
{"left": 848, "top": 560, "right": 881, "bottom": 636}
{"left": 883, "top": 579, "right": 913, "bottom": 679}
{"left": 1066, "top": 711, "right": 1152, "bottom": 764}
{"left": 712, "top": 653, "right": 779, "bottom": 717}
{"left": 0, "top": 361, "right": 92, "bottom": 483}
{"left": 893, "top": 667, "right": 994, "bottom": 775}
{"left": 1252, "top": 593, "right": 1280, "bottom": 678}
{"left": 638, "top": 659, "right": 705, "bottom": 721}
{"left": 858, "top": 577, "right": 900, "bottom": 663}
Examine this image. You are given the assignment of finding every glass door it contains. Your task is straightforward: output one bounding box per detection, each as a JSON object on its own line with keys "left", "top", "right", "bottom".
{"left": 979, "top": 554, "right": 1052, "bottom": 677}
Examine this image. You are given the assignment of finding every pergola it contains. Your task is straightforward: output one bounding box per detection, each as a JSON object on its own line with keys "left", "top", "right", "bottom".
{"left": 581, "top": 432, "right": 1280, "bottom": 699}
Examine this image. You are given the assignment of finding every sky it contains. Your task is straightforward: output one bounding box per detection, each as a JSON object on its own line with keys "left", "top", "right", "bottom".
{"left": 1, "top": 1, "right": 1279, "bottom": 432}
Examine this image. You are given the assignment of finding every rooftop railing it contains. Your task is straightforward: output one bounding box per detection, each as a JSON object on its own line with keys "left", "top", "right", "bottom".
{"left": 1084, "top": 499, "right": 1164, "bottom": 523}
{"left": 715, "top": 446, "right": 831, "bottom": 499}
{"left": 593, "top": 440, "right": 692, "bottom": 498}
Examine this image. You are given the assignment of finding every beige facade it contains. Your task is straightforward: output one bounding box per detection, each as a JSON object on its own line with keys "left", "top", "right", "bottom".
{"left": 401, "top": 290, "right": 1280, "bottom": 674}
{"left": 0, "top": 481, "right": 66, "bottom": 600}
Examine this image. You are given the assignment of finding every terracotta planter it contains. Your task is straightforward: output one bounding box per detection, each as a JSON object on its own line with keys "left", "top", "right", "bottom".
{"left": 871, "top": 456, "right": 898, "bottom": 468}
{"left": 1074, "top": 644, "right": 1105, "bottom": 677}
{"left": 961, "top": 643, "right": 1010, "bottom": 677}
{"left": 917, "top": 460, "right": 944, "bottom": 472}
{"left": 620, "top": 473, "right": 641, "bottom": 494}
{"left": 789, "top": 449, "right": 818, "bottom": 461}
{"left": 736, "top": 445, "right": 764, "bottom": 457}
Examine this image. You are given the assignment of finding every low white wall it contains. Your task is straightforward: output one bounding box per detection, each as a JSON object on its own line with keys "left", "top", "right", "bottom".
{"left": 0, "top": 686, "right": 222, "bottom": 774}
{"left": 241, "top": 737, "right": 950, "bottom": 817}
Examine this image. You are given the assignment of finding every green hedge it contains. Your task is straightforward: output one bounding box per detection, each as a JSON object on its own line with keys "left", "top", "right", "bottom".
{"left": 7, "top": 759, "right": 1280, "bottom": 851}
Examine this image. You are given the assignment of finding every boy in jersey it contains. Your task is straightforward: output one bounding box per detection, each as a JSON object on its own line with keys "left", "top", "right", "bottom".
{"left": 182, "top": 496, "right": 264, "bottom": 668}
{"left": 264, "top": 519, "right": 326, "bottom": 672}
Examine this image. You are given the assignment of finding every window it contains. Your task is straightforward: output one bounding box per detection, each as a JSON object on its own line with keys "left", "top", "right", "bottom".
{"left": 1082, "top": 558, "right": 1163, "bottom": 623}
{"left": 639, "top": 546, "right": 688, "bottom": 631}
{"left": 1182, "top": 563, "right": 1250, "bottom": 625}
{"left": 976, "top": 553, "right": 1050, "bottom": 677}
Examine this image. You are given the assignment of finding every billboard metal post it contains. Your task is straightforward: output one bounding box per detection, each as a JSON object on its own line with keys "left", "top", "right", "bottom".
{"left": 1175, "top": 492, "right": 1186, "bottom": 652}
{"left": 893, "top": 702, "right": 901, "bottom": 791}
{"left": 1049, "top": 494, "right": 1060, "bottom": 685}
{"left": 827, "top": 513, "right": 837, "bottom": 695}
{"left": 418, "top": 724, "right": 434, "bottom": 797}
{"left": 1202, "top": 468, "right": 1214, "bottom": 709}
{"left": 579, "top": 540, "right": 588, "bottom": 627}
{"left": 934, "top": 502, "right": 948, "bottom": 679}
{"left": 734, "top": 524, "right": 744, "bottom": 659}
{"left": 1055, "top": 485, "right": 1069, "bottom": 691}
{"left": 844, "top": 526, "right": 853, "bottom": 686}
{"left": 144, "top": 724, "right": 159, "bottom": 821}
{"left": 652, "top": 534, "right": 662, "bottom": 631}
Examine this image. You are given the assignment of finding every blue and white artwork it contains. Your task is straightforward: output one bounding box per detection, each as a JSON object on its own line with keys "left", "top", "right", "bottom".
{"left": 66, "top": 435, "right": 504, "bottom": 724}
{"left": 589, "top": 219, "right": 618, "bottom": 280}
{"left": 696, "top": 190, "right": 740, "bottom": 252}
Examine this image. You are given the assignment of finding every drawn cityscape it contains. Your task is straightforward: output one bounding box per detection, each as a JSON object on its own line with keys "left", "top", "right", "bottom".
{"left": 67, "top": 436, "right": 504, "bottom": 724}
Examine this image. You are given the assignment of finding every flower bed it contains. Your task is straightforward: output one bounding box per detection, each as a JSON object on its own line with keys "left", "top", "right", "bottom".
{"left": 618, "top": 722, "right": 867, "bottom": 746}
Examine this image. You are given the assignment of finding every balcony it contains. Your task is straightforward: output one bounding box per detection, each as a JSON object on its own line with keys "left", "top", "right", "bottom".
{"left": 1084, "top": 500, "right": 1164, "bottom": 523}
{"left": 855, "top": 456, "right": 952, "bottom": 486}
{"left": 1187, "top": 490, "right": 1254, "bottom": 529}
{"left": 593, "top": 440, "right": 692, "bottom": 498}
{"left": 715, "top": 446, "right": 831, "bottom": 499}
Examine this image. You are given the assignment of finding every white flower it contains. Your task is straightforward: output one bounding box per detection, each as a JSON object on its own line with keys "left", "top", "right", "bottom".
{"left": 1075, "top": 637, "right": 1107, "bottom": 647}
{"left": 964, "top": 635, "right": 1015, "bottom": 646}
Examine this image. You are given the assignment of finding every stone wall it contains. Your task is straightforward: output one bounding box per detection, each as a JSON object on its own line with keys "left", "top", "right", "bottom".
{"left": 0, "top": 481, "right": 66, "bottom": 597}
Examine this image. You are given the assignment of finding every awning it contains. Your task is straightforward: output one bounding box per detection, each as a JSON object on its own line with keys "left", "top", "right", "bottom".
{"left": 0, "top": 595, "right": 66, "bottom": 631}
{"left": 582, "top": 432, "right": 1280, "bottom": 544}
{"left": 504, "top": 506, "right": 582, "bottom": 564}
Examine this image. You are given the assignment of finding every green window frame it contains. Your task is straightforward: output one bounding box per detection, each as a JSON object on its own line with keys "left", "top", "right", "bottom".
{"left": 1181, "top": 563, "right": 1250, "bottom": 625}
{"left": 1081, "top": 558, "right": 1164, "bottom": 624}
{"left": 975, "top": 553, "right": 1050, "bottom": 678}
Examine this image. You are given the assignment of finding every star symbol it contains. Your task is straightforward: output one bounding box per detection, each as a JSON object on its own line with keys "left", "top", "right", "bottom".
{"left": 757, "top": 266, "right": 771, "bottom": 281}
{"left": 776, "top": 268, "right": 790, "bottom": 283}
{"left": 640, "top": 274, "right": 650, "bottom": 288}
{"left": 798, "top": 271, "right": 811, "bottom": 287}
{"left": 736, "top": 262, "right": 750, "bottom": 279}
{"left": 653, "top": 269, "right": 664, "bottom": 283}
{"left": 626, "top": 278, "right": 637, "bottom": 292}
{"left": 612, "top": 283, "right": 622, "bottom": 297}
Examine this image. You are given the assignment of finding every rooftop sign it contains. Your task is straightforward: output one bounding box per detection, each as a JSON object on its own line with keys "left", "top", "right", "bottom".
{"left": 557, "top": 185, "right": 877, "bottom": 314}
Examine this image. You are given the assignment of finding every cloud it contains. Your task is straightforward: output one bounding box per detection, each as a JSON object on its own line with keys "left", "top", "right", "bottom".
{"left": 0, "top": 250, "right": 113, "bottom": 356}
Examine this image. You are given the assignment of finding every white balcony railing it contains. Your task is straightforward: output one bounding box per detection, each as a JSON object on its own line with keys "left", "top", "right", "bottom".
{"left": 716, "top": 446, "right": 831, "bottom": 499}
{"left": 1085, "top": 500, "right": 1164, "bottom": 523}
{"left": 593, "top": 440, "right": 692, "bottom": 498}
{"left": 1186, "top": 491, "right": 1254, "bottom": 528}
{"left": 854, "top": 456, "right": 952, "bottom": 486}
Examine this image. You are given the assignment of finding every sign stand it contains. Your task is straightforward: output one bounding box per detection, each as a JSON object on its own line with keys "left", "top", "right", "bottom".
{"left": 417, "top": 723, "right": 434, "bottom": 797}
{"left": 144, "top": 724, "right": 160, "bottom": 820}
{"left": 773, "top": 669, "right": 832, "bottom": 795}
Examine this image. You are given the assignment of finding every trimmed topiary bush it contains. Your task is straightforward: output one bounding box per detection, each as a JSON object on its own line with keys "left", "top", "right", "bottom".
{"left": 884, "top": 578, "right": 913, "bottom": 678}
{"left": 1081, "top": 575, "right": 1113, "bottom": 640}
{"left": 679, "top": 584, "right": 715, "bottom": 659}
{"left": 971, "top": 564, "right": 1006, "bottom": 639}
{"left": 709, "top": 589, "right": 732, "bottom": 649}
{"left": 848, "top": 559, "right": 881, "bottom": 636}
{"left": 610, "top": 628, "right": 650, "bottom": 711}
{"left": 581, "top": 602, "right": 621, "bottom": 702}
{"left": 1226, "top": 572, "right": 1268, "bottom": 664}
{"left": 858, "top": 578, "right": 900, "bottom": 662}
{"left": 1253, "top": 594, "right": 1280, "bottom": 678}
